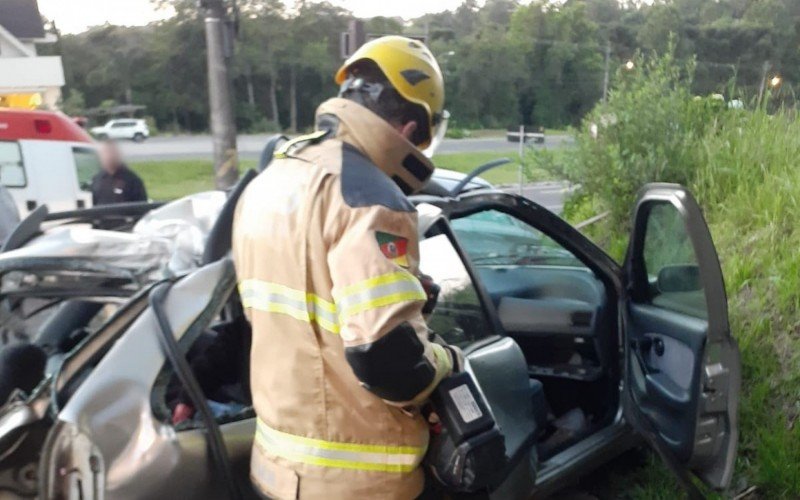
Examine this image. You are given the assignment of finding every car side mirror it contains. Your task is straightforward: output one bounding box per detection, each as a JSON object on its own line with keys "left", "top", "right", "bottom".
{"left": 656, "top": 264, "right": 701, "bottom": 293}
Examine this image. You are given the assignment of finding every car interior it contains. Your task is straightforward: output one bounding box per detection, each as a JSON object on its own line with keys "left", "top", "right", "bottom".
{"left": 419, "top": 208, "right": 621, "bottom": 464}
{"left": 0, "top": 171, "right": 257, "bottom": 407}
{"left": 0, "top": 202, "right": 168, "bottom": 405}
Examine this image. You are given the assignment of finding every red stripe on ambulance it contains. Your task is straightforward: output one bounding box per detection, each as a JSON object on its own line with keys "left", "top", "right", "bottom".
{"left": 0, "top": 109, "right": 94, "bottom": 143}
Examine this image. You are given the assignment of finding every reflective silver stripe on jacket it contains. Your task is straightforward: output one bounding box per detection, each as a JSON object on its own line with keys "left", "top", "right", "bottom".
{"left": 333, "top": 271, "right": 426, "bottom": 319}
{"left": 255, "top": 419, "right": 425, "bottom": 473}
{"left": 239, "top": 280, "right": 339, "bottom": 333}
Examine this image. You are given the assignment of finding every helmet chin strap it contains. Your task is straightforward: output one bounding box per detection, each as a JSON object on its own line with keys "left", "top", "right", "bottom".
{"left": 316, "top": 98, "right": 435, "bottom": 195}
{"left": 338, "top": 77, "right": 387, "bottom": 109}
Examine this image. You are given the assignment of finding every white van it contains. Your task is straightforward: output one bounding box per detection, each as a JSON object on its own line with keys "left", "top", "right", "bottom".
{"left": 0, "top": 109, "right": 100, "bottom": 216}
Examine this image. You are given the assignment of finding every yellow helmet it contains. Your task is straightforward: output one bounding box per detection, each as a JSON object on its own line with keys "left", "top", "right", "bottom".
{"left": 335, "top": 36, "right": 447, "bottom": 151}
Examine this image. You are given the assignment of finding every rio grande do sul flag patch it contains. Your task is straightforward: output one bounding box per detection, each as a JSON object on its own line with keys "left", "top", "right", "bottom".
{"left": 376, "top": 231, "right": 409, "bottom": 268}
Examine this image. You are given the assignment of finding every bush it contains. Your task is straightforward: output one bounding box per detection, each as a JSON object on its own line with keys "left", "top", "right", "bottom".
{"left": 444, "top": 127, "right": 472, "bottom": 139}
{"left": 143, "top": 116, "right": 159, "bottom": 136}
{"left": 557, "top": 46, "right": 800, "bottom": 498}
{"left": 557, "top": 46, "right": 720, "bottom": 228}
{"left": 237, "top": 105, "right": 282, "bottom": 134}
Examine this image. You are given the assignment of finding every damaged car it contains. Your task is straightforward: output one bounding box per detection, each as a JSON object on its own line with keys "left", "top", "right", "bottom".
{"left": 0, "top": 165, "right": 740, "bottom": 499}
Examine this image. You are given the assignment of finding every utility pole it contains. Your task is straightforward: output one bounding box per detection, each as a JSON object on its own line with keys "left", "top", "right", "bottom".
{"left": 201, "top": 0, "right": 239, "bottom": 189}
{"left": 757, "top": 60, "right": 771, "bottom": 105}
{"left": 602, "top": 40, "right": 611, "bottom": 104}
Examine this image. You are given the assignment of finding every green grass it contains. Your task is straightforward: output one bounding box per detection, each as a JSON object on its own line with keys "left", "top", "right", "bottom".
{"left": 432, "top": 151, "right": 552, "bottom": 185}
{"left": 131, "top": 152, "right": 552, "bottom": 201}
{"left": 130, "top": 160, "right": 255, "bottom": 200}
{"left": 561, "top": 105, "right": 800, "bottom": 498}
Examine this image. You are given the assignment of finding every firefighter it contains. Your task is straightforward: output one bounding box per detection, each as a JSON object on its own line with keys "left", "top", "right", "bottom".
{"left": 232, "top": 36, "right": 460, "bottom": 499}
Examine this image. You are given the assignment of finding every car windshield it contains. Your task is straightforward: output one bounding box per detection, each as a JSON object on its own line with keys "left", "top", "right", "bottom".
{"left": 451, "top": 209, "right": 585, "bottom": 268}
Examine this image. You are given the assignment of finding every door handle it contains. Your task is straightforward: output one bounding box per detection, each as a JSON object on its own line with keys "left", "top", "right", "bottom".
{"left": 26, "top": 200, "right": 36, "bottom": 210}
{"left": 630, "top": 338, "right": 660, "bottom": 375}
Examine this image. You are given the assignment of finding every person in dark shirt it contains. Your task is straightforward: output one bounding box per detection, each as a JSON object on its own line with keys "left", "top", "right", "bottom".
{"left": 91, "top": 141, "right": 148, "bottom": 205}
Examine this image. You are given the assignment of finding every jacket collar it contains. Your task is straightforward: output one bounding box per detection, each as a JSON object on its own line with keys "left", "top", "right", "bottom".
{"left": 315, "top": 98, "right": 435, "bottom": 195}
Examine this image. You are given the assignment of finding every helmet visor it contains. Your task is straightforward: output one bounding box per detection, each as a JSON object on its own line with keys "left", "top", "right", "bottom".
{"left": 422, "top": 110, "right": 449, "bottom": 158}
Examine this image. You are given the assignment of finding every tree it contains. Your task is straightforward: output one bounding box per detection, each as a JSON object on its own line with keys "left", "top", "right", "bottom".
{"left": 636, "top": 4, "right": 692, "bottom": 56}
{"left": 235, "top": 1, "right": 288, "bottom": 129}
{"left": 281, "top": 1, "right": 350, "bottom": 131}
{"left": 447, "top": 29, "right": 523, "bottom": 127}
{"left": 57, "top": 0, "right": 800, "bottom": 133}
{"left": 510, "top": 1, "right": 604, "bottom": 127}
{"left": 60, "top": 89, "right": 86, "bottom": 116}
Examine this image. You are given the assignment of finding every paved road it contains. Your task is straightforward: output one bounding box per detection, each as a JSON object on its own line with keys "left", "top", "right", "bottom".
{"left": 119, "top": 133, "right": 575, "bottom": 212}
{"left": 120, "top": 133, "right": 572, "bottom": 162}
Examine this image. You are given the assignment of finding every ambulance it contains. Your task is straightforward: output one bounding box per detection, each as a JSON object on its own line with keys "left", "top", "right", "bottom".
{"left": 0, "top": 108, "right": 100, "bottom": 216}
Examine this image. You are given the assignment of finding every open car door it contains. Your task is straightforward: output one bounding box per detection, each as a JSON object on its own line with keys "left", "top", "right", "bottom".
{"left": 623, "top": 183, "right": 741, "bottom": 494}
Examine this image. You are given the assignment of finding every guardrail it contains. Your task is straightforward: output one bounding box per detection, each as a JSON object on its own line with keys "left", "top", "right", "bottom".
{"left": 575, "top": 211, "right": 610, "bottom": 230}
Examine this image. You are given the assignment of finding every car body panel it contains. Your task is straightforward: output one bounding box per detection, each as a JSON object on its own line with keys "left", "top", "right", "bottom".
{"left": 622, "top": 183, "right": 740, "bottom": 491}
{"left": 46, "top": 260, "right": 235, "bottom": 499}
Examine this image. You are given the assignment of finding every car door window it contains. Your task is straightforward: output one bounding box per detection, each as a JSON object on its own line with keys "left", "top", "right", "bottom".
{"left": 451, "top": 209, "right": 587, "bottom": 269}
{"left": 642, "top": 203, "right": 707, "bottom": 318}
{"left": 450, "top": 208, "right": 608, "bottom": 384}
{"left": 0, "top": 141, "right": 26, "bottom": 187}
{"left": 419, "top": 226, "right": 494, "bottom": 348}
{"left": 73, "top": 147, "right": 101, "bottom": 191}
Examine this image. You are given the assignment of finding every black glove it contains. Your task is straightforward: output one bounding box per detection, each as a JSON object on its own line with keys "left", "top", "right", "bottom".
{"left": 418, "top": 273, "right": 440, "bottom": 315}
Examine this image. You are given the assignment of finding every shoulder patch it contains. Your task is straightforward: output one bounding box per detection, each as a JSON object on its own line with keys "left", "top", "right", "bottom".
{"left": 376, "top": 231, "right": 410, "bottom": 268}
{"left": 341, "top": 144, "right": 414, "bottom": 212}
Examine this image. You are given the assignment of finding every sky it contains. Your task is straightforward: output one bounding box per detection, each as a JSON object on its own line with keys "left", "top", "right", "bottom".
{"left": 38, "top": 0, "right": 468, "bottom": 34}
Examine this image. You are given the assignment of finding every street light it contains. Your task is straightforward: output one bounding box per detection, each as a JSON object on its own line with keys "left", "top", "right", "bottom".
{"left": 769, "top": 75, "right": 782, "bottom": 88}
{"left": 624, "top": 60, "right": 635, "bottom": 71}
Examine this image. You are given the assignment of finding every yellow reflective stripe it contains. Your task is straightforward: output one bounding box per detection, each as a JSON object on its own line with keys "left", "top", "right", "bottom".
{"left": 334, "top": 271, "right": 426, "bottom": 319}
{"left": 255, "top": 419, "right": 425, "bottom": 473}
{"left": 342, "top": 291, "right": 427, "bottom": 318}
{"left": 239, "top": 280, "right": 339, "bottom": 334}
{"left": 337, "top": 271, "right": 418, "bottom": 297}
{"left": 255, "top": 433, "right": 416, "bottom": 473}
{"left": 240, "top": 280, "right": 337, "bottom": 311}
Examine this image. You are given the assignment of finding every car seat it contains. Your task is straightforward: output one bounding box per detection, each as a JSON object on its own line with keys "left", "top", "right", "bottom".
{"left": 0, "top": 343, "right": 46, "bottom": 404}
{"left": 201, "top": 169, "right": 257, "bottom": 265}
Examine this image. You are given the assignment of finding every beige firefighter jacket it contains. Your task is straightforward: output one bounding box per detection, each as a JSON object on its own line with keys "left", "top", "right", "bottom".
{"left": 232, "top": 98, "right": 457, "bottom": 499}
